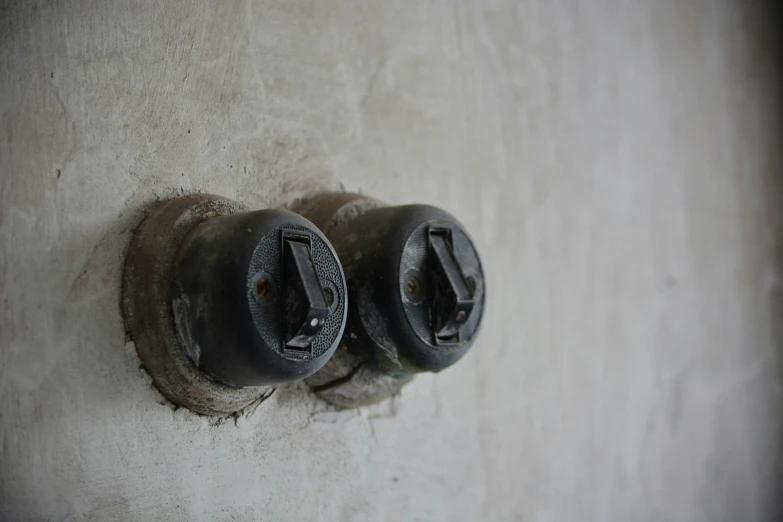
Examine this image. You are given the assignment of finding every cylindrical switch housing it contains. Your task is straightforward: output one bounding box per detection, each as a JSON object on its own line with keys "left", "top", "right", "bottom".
{"left": 169, "top": 209, "right": 347, "bottom": 387}
{"left": 330, "top": 204, "right": 485, "bottom": 375}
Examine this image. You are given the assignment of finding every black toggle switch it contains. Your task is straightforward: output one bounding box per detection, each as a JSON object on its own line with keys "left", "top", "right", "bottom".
{"left": 124, "top": 195, "right": 349, "bottom": 414}
{"left": 297, "top": 193, "right": 485, "bottom": 392}
{"left": 168, "top": 209, "right": 347, "bottom": 388}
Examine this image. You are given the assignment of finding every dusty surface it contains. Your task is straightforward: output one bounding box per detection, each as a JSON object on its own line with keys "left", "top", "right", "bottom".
{"left": 1, "top": 1, "right": 782, "bottom": 521}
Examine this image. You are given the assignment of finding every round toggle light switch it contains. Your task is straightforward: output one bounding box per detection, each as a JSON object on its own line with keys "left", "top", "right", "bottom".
{"left": 123, "top": 194, "right": 347, "bottom": 415}
{"left": 297, "top": 193, "right": 485, "bottom": 408}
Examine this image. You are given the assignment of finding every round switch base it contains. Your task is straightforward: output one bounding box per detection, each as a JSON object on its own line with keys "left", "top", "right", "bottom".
{"left": 123, "top": 194, "right": 273, "bottom": 415}
{"left": 294, "top": 193, "right": 414, "bottom": 408}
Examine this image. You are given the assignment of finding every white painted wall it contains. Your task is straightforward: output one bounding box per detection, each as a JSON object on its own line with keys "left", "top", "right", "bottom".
{"left": 2, "top": 1, "right": 782, "bottom": 520}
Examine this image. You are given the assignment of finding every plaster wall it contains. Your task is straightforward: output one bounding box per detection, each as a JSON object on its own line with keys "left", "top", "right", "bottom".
{"left": 1, "top": 1, "right": 782, "bottom": 520}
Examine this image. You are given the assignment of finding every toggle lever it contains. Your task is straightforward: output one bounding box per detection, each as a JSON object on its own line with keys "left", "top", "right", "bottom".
{"left": 282, "top": 235, "right": 330, "bottom": 352}
{"left": 428, "top": 228, "right": 475, "bottom": 343}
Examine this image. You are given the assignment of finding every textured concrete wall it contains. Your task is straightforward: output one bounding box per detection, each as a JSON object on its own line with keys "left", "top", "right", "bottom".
{"left": 1, "top": 1, "right": 782, "bottom": 520}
